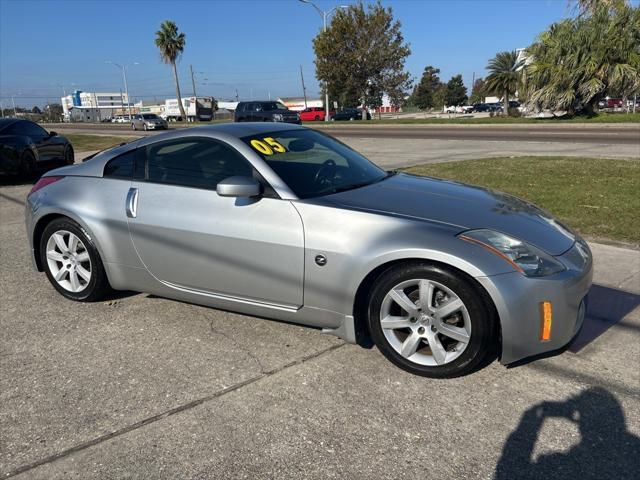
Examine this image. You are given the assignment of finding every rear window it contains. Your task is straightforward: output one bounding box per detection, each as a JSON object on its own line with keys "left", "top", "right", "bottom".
{"left": 103, "top": 149, "right": 136, "bottom": 179}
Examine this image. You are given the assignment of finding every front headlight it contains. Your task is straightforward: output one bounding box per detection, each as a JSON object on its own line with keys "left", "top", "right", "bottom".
{"left": 458, "top": 229, "right": 565, "bottom": 277}
{"left": 272, "top": 114, "right": 283, "bottom": 121}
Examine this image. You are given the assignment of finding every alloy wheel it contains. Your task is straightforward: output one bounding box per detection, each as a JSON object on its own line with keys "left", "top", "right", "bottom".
{"left": 379, "top": 279, "right": 471, "bottom": 366}
{"left": 45, "top": 230, "right": 92, "bottom": 293}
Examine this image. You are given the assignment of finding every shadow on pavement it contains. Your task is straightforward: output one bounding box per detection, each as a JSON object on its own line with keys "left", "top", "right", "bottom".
{"left": 569, "top": 284, "right": 640, "bottom": 352}
{"left": 494, "top": 387, "right": 640, "bottom": 480}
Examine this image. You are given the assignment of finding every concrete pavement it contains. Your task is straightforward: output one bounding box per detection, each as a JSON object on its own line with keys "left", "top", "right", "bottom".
{"left": 0, "top": 175, "right": 638, "bottom": 479}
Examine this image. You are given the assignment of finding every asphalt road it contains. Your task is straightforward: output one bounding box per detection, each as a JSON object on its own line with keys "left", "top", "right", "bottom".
{"left": 50, "top": 122, "right": 640, "bottom": 146}
{"left": 1, "top": 170, "right": 639, "bottom": 478}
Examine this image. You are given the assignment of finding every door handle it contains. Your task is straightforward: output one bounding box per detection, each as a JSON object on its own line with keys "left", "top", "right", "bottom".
{"left": 126, "top": 187, "right": 138, "bottom": 218}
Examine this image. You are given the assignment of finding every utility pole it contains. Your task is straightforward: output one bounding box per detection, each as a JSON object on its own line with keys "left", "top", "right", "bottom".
{"left": 190, "top": 65, "right": 197, "bottom": 98}
{"left": 299, "top": 0, "right": 348, "bottom": 121}
{"left": 11, "top": 96, "right": 17, "bottom": 117}
{"left": 300, "top": 65, "right": 308, "bottom": 109}
{"left": 106, "top": 61, "right": 137, "bottom": 119}
{"left": 235, "top": 89, "right": 239, "bottom": 102}
{"left": 0, "top": 100, "right": 4, "bottom": 118}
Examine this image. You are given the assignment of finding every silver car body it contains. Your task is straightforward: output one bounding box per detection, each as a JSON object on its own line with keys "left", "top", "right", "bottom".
{"left": 131, "top": 114, "right": 167, "bottom": 130}
{"left": 25, "top": 123, "right": 592, "bottom": 364}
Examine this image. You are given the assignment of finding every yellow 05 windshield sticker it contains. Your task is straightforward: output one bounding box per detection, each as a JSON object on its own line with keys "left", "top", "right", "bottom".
{"left": 250, "top": 137, "right": 287, "bottom": 155}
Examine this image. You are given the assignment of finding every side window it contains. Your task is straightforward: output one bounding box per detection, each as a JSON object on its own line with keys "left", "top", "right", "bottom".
{"left": 104, "top": 149, "right": 136, "bottom": 179}
{"left": 145, "top": 137, "right": 253, "bottom": 190}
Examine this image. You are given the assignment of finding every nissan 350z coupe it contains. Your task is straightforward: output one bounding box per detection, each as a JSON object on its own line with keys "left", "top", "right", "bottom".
{"left": 25, "top": 124, "right": 592, "bottom": 377}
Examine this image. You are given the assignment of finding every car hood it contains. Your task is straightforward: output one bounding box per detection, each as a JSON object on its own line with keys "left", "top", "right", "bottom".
{"left": 325, "top": 173, "right": 575, "bottom": 255}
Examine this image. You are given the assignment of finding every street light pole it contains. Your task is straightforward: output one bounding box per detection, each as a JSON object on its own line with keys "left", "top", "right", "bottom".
{"left": 299, "top": 0, "right": 348, "bottom": 122}
{"left": 106, "top": 61, "right": 138, "bottom": 119}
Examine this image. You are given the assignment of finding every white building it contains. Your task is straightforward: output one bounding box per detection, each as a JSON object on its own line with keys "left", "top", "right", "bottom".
{"left": 61, "top": 90, "right": 131, "bottom": 122}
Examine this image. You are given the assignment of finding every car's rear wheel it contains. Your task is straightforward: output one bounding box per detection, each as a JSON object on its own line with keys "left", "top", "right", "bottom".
{"left": 19, "top": 151, "right": 36, "bottom": 177}
{"left": 367, "top": 262, "right": 497, "bottom": 378}
{"left": 40, "top": 218, "right": 112, "bottom": 302}
{"left": 64, "top": 145, "right": 74, "bottom": 165}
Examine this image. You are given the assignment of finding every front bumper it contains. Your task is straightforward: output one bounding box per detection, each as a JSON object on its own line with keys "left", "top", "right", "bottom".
{"left": 145, "top": 123, "right": 167, "bottom": 129}
{"left": 477, "top": 239, "right": 593, "bottom": 365}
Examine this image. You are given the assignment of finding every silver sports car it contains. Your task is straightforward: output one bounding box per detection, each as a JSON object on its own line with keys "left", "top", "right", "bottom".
{"left": 25, "top": 124, "right": 592, "bottom": 377}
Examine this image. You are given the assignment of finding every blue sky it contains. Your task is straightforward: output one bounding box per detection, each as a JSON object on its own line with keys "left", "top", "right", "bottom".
{"left": 0, "top": 0, "right": 623, "bottom": 107}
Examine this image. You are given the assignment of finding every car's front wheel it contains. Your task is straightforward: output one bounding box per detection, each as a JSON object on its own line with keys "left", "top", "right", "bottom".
{"left": 367, "top": 262, "right": 497, "bottom": 378}
{"left": 19, "top": 151, "right": 36, "bottom": 177}
{"left": 131, "top": 123, "right": 137, "bottom": 130}
{"left": 40, "top": 218, "right": 112, "bottom": 302}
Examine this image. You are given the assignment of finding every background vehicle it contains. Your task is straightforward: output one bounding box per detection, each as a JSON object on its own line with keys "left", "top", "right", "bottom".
{"left": 0, "top": 118, "right": 74, "bottom": 175}
{"left": 162, "top": 96, "right": 214, "bottom": 122}
{"left": 445, "top": 105, "right": 474, "bottom": 114}
{"left": 299, "top": 106, "right": 335, "bottom": 121}
{"left": 131, "top": 114, "right": 168, "bottom": 131}
{"left": 112, "top": 115, "right": 132, "bottom": 124}
{"left": 26, "top": 124, "right": 591, "bottom": 378}
{"left": 332, "top": 108, "right": 371, "bottom": 121}
{"left": 234, "top": 101, "right": 301, "bottom": 123}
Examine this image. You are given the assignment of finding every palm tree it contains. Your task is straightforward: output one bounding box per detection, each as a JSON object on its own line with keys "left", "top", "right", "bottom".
{"left": 485, "top": 51, "right": 523, "bottom": 115}
{"left": 573, "top": 0, "right": 626, "bottom": 16}
{"left": 155, "top": 20, "right": 187, "bottom": 120}
{"left": 525, "top": 4, "right": 639, "bottom": 115}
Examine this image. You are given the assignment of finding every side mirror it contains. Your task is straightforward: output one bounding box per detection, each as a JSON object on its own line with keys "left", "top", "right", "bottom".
{"left": 49, "top": 131, "right": 57, "bottom": 137}
{"left": 216, "top": 176, "right": 261, "bottom": 198}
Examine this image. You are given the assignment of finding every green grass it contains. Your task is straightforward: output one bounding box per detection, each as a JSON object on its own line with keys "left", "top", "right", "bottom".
{"left": 314, "top": 112, "right": 640, "bottom": 125}
{"left": 66, "top": 134, "right": 140, "bottom": 151}
{"left": 403, "top": 156, "right": 640, "bottom": 245}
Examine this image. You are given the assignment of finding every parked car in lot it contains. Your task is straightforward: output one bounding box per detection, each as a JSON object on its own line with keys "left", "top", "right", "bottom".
{"left": 131, "top": 113, "right": 168, "bottom": 131}
{"left": 25, "top": 123, "right": 592, "bottom": 378}
{"left": 234, "top": 101, "right": 301, "bottom": 123}
{"left": 112, "top": 115, "right": 132, "bottom": 124}
{"left": 472, "top": 103, "right": 500, "bottom": 113}
{"left": 0, "top": 118, "right": 74, "bottom": 175}
{"left": 299, "top": 107, "right": 336, "bottom": 121}
{"left": 332, "top": 108, "right": 371, "bottom": 121}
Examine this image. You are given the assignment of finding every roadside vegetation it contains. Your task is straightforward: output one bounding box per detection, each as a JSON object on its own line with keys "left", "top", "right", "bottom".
{"left": 403, "top": 156, "right": 640, "bottom": 245}
{"left": 66, "top": 134, "right": 139, "bottom": 152}
{"left": 309, "top": 112, "right": 640, "bottom": 125}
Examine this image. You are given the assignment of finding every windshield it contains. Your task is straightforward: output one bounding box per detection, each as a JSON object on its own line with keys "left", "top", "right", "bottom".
{"left": 142, "top": 114, "right": 159, "bottom": 119}
{"left": 262, "top": 102, "right": 287, "bottom": 111}
{"left": 242, "top": 129, "right": 388, "bottom": 198}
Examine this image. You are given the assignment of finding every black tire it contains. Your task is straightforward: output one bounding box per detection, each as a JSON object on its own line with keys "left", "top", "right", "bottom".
{"left": 64, "top": 145, "right": 74, "bottom": 165}
{"left": 40, "top": 218, "right": 112, "bottom": 302}
{"left": 143, "top": 124, "right": 148, "bottom": 131}
{"left": 19, "top": 150, "right": 36, "bottom": 177}
{"left": 131, "top": 123, "right": 137, "bottom": 130}
{"left": 367, "top": 262, "right": 497, "bottom": 378}
{"left": 314, "top": 115, "right": 320, "bottom": 121}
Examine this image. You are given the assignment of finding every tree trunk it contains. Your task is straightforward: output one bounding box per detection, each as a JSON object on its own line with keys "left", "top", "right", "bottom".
{"left": 172, "top": 61, "right": 187, "bottom": 121}
{"left": 503, "top": 89, "right": 509, "bottom": 116}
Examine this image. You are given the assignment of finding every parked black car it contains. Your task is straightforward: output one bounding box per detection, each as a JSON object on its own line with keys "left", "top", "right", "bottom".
{"left": 332, "top": 108, "right": 371, "bottom": 121}
{"left": 234, "top": 101, "right": 301, "bottom": 124}
{"left": 0, "top": 118, "right": 74, "bottom": 175}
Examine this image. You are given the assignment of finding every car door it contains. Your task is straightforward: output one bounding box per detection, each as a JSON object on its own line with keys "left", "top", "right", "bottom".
{"left": 127, "top": 135, "right": 304, "bottom": 308}
{"left": 23, "top": 121, "right": 56, "bottom": 161}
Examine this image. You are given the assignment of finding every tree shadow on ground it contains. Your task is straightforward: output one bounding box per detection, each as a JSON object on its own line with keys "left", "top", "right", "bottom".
{"left": 494, "top": 387, "right": 640, "bottom": 480}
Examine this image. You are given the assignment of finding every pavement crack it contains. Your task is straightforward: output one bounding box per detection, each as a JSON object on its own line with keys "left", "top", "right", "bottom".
{"left": 196, "top": 307, "right": 266, "bottom": 374}
{"left": 3, "top": 341, "right": 345, "bottom": 478}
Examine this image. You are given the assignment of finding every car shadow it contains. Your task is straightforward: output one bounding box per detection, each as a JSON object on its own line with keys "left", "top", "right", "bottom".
{"left": 494, "top": 387, "right": 640, "bottom": 480}
{"left": 569, "top": 284, "right": 640, "bottom": 352}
